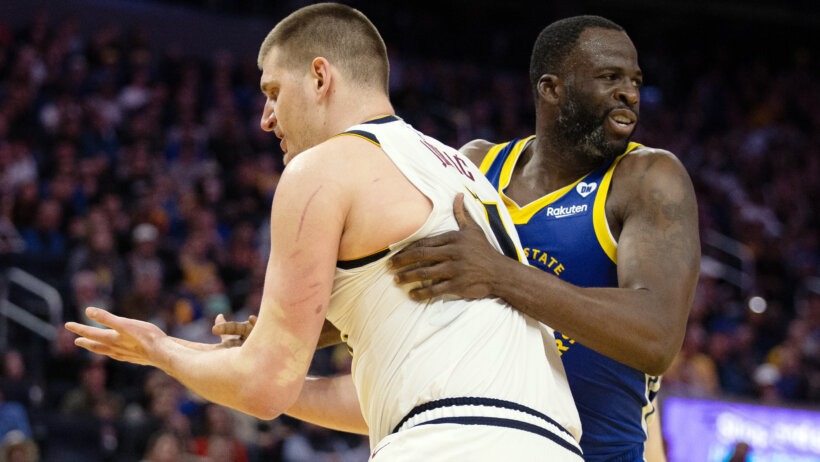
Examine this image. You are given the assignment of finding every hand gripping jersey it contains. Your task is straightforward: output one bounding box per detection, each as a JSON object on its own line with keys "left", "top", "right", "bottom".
{"left": 325, "top": 116, "right": 582, "bottom": 460}
{"left": 480, "top": 136, "right": 661, "bottom": 462}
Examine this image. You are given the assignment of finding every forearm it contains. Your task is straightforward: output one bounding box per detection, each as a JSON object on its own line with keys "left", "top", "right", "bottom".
{"left": 170, "top": 336, "right": 221, "bottom": 351}
{"left": 286, "top": 374, "right": 368, "bottom": 435}
{"left": 159, "top": 340, "right": 297, "bottom": 420}
{"left": 491, "top": 257, "right": 680, "bottom": 375}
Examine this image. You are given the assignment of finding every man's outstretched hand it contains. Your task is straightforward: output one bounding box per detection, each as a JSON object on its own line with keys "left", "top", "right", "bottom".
{"left": 389, "top": 193, "right": 505, "bottom": 301}
{"left": 65, "top": 307, "right": 167, "bottom": 367}
{"left": 212, "top": 314, "right": 257, "bottom": 347}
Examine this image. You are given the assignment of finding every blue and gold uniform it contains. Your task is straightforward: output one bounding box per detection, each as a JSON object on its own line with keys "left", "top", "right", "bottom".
{"left": 480, "top": 137, "right": 660, "bottom": 462}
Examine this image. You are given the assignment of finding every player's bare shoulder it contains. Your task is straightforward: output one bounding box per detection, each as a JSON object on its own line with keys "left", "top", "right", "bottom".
{"left": 611, "top": 145, "right": 692, "bottom": 198}
{"left": 275, "top": 134, "right": 383, "bottom": 214}
{"left": 459, "top": 139, "right": 496, "bottom": 166}
{"left": 286, "top": 134, "right": 385, "bottom": 184}
{"left": 607, "top": 145, "right": 697, "bottom": 235}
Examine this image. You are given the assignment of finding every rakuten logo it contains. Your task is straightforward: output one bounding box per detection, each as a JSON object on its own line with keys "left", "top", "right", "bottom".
{"left": 545, "top": 204, "right": 588, "bottom": 218}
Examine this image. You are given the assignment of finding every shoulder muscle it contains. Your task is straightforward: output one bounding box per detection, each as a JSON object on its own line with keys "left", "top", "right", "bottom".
{"left": 613, "top": 146, "right": 700, "bottom": 288}
{"left": 459, "top": 139, "right": 495, "bottom": 166}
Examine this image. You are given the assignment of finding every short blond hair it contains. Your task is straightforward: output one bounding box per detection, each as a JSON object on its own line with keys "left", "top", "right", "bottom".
{"left": 258, "top": 3, "right": 389, "bottom": 93}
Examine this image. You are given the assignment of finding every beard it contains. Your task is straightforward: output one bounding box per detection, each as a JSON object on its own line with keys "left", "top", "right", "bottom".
{"left": 554, "top": 87, "right": 634, "bottom": 163}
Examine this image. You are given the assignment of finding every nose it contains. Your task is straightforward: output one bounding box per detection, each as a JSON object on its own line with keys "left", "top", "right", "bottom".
{"left": 260, "top": 100, "right": 276, "bottom": 132}
{"left": 615, "top": 80, "right": 639, "bottom": 107}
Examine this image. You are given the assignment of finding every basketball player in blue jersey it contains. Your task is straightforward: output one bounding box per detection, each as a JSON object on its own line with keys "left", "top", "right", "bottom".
{"left": 212, "top": 15, "right": 698, "bottom": 461}
{"left": 386, "top": 16, "right": 700, "bottom": 461}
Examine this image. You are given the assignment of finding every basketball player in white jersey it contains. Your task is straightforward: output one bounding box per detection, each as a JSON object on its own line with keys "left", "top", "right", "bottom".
{"left": 66, "top": 4, "right": 582, "bottom": 460}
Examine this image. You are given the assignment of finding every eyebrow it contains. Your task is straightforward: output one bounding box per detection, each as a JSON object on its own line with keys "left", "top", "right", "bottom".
{"left": 598, "top": 66, "right": 643, "bottom": 78}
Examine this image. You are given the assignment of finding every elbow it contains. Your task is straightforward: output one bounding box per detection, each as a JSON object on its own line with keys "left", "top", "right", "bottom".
{"left": 637, "top": 301, "right": 688, "bottom": 376}
{"left": 248, "top": 406, "right": 284, "bottom": 421}
{"left": 641, "top": 331, "right": 683, "bottom": 376}
{"left": 237, "top": 389, "right": 284, "bottom": 420}
{"left": 238, "top": 378, "right": 299, "bottom": 420}
{"left": 642, "top": 349, "right": 675, "bottom": 377}
{"left": 244, "top": 395, "right": 285, "bottom": 420}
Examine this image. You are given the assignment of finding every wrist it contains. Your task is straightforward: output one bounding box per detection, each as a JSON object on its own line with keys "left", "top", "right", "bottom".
{"left": 488, "top": 254, "right": 516, "bottom": 298}
{"left": 153, "top": 335, "right": 177, "bottom": 373}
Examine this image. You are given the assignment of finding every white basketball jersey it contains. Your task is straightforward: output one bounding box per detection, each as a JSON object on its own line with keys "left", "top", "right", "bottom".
{"left": 325, "top": 116, "right": 581, "bottom": 453}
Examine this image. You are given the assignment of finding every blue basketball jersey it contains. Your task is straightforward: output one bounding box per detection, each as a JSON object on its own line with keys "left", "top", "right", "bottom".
{"left": 479, "top": 137, "right": 660, "bottom": 462}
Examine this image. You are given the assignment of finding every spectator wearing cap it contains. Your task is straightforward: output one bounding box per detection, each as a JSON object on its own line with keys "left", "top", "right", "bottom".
{"left": 129, "top": 223, "right": 164, "bottom": 283}
{"left": 0, "top": 430, "right": 38, "bottom": 462}
{"left": 0, "top": 390, "right": 31, "bottom": 442}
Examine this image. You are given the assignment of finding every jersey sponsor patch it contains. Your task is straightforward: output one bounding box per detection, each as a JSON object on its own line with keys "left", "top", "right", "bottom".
{"left": 576, "top": 181, "right": 597, "bottom": 197}
{"left": 544, "top": 204, "right": 589, "bottom": 219}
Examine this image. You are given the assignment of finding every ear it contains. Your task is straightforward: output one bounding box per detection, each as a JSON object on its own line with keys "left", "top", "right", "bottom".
{"left": 536, "top": 74, "right": 561, "bottom": 105}
{"left": 310, "top": 57, "right": 332, "bottom": 100}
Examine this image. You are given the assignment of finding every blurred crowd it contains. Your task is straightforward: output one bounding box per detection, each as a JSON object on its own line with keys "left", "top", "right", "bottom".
{"left": 0, "top": 5, "right": 818, "bottom": 462}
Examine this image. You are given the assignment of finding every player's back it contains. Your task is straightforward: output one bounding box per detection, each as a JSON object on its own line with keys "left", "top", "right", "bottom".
{"left": 324, "top": 116, "right": 582, "bottom": 461}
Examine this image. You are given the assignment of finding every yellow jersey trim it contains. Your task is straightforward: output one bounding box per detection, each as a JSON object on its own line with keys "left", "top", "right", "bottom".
{"left": 331, "top": 132, "right": 381, "bottom": 147}
{"left": 495, "top": 136, "right": 590, "bottom": 225}
{"left": 592, "top": 142, "right": 642, "bottom": 263}
{"left": 478, "top": 141, "right": 510, "bottom": 175}
{"left": 497, "top": 136, "right": 535, "bottom": 192}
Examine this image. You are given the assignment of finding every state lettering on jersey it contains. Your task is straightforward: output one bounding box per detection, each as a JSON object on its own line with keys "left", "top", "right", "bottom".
{"left": 554, "top": 332, "right": 576, "bottom": 356}
{"left": 522, "top": 247, "right": 566, "bottom": 276}
{"left": 419, "top": 138, "right": 475, "bottom": 181}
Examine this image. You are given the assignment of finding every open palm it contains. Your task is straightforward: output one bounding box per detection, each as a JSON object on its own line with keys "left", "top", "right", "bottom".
{"left": 65, "top": 307, "right": 167, "bottom": 367}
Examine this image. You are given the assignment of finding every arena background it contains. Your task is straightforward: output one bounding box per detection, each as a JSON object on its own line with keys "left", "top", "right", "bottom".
{"left": 0, "top": 0, "right": 818, "bottom": 461}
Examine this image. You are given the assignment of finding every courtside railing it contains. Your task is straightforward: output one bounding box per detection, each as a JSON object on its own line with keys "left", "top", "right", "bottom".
{"left": 0, "top": 267, "right": 62, "bottom": 348}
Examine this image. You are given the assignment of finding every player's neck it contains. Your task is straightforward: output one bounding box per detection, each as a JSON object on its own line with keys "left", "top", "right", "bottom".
{"left": 326, "top": 91, "right": 395, "bottom": 135}
{"left": 518, "top": 133, "right": 603, "bottom": 193}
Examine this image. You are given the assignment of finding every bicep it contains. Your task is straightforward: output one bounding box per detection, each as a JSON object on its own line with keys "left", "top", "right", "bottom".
{"left": 241, "top": 159, "right": 347, "bottom": 390}
{"left": 616, "top": 156, "right": 700, "bottom": 314}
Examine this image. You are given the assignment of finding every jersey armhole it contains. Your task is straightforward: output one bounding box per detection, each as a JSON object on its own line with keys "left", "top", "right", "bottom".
{"left": 592, "top": 142, "right": 642, "bottom": 263}
{"left": 478, "top": 142, "right": 508, "bottom": 174}
{"left": 337, "top": 247, "right": 391, "bottom": 270}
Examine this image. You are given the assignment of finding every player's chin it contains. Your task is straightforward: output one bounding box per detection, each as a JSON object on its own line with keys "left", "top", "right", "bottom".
{"left": 595, "top": 139, "right": 630, "bottom": 161}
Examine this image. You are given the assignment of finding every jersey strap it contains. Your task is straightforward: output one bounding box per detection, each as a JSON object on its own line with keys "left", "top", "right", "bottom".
{"left": 361, "top": 114, "right": 400, "bottom": 125}
{"left": 478, "top": 140, "right": 511, "bottom": 175}
{"left": 331, "top": 116, "right": 400, "bottom": 146}
{"left": 591, "top": 141, "right": 642, "bottom": 263}
{"left": 333, "top": 129, "right": 381, "bottom": 147}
